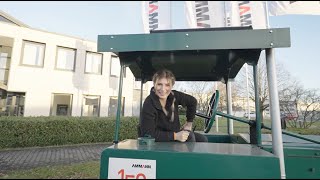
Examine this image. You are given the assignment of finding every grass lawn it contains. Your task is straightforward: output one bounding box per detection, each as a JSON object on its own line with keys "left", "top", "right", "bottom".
{"left": 0, "top": 161, "right": 100, "bottom": 179}
{"left": 209, "top": 117, "right": 271, "bottom": 134}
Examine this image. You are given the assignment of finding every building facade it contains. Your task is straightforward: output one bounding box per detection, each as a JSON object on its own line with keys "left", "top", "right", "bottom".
{"left": 0, "top": 10, "right": 151, "bottom": 117}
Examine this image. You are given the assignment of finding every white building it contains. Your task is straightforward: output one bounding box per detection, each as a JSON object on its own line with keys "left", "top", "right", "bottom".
{"left": 0, "top": 10, "right": 151, "bottom": 117}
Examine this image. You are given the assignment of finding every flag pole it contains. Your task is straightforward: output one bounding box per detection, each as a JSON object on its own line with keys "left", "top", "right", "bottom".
{"left": 169, "top": 1, "right": 172, "bottom": 29}
{"left": 246, "top": 64, "right": 250, "bottom": 120}
{"left": 265, "top": 1, "right": 270, "bottom": 28}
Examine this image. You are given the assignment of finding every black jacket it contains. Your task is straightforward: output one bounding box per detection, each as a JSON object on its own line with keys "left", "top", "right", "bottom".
{"left": 140, "top": 87, "right": 197, "bottom": 142}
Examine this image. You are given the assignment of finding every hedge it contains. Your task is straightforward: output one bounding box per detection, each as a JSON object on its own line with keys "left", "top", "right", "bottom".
{"left": 0, "top": 116, "right": 205, "bottom": 149}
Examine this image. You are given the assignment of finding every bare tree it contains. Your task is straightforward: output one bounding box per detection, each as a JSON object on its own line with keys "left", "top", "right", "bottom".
{"left": 175, "top": 81, "right": 240, "bottom": 114}
{"left": 296, "top": 89, "right": 320, "bottom": 128}
{"left": 215, "top": 81, "right": 241, "bottom": 114}
{"left": 184, "top": 81, "right": 242, "bottom": 118}
{"left": 188, "top": 81, "right": 215, "bottom": 113}
{"left": 276, "top": 74, "right": 320, "bottom": 129}
{"left": 235, "top": 59, "right": 293, "bottom": 121}
{"left": 278, "top": 81, "right": 303, "bottom": 127}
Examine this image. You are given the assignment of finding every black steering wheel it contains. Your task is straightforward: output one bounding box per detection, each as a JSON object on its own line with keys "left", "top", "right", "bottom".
{"left": 204, "top": 90, "right": 220, "bottom": 133}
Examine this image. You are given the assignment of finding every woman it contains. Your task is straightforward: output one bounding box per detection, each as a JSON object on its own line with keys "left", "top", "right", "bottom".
{"left": 140, "top": 69, "right": 208, "bottom": 142}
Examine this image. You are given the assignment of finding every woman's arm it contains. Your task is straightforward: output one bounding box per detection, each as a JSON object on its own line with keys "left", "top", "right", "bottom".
{"left": 174, "top": 90, "right": 198, "bottom": 123}
{"left": 140, "top": 97, "right": 175, "bottom": 142}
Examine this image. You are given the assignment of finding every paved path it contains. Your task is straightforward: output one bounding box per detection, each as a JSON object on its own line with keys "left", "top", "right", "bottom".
{"left": 0, "top": 143, "right": 111, "bottom": 173}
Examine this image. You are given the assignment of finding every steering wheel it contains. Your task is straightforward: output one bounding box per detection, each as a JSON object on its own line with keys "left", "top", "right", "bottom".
{"left": 204, "top": 90, "right": 220, "bottom": 133}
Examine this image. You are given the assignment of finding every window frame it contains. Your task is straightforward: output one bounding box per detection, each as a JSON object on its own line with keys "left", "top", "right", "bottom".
{"left": 55, "top": 46, "right": 76, "bottom": 72}
{"left": 20, "top": 40, "right": 46, "bottom": 68}
{"left": 108, "top": 96, "right": 125, "bottom": 116}
{"left": 84, "top": 51, "right": 103, "bottom": 75}
{"left": 110, "top": 55, "right": 126, "bottom": 78}
{"left": 0, "top": 48, "right": 11, "bottom": 85}
{"left": 50, "top": 93, "right": 73, "bottom": 116}
{"left": 81, "top": 95, "right": 101, "bottom": 117}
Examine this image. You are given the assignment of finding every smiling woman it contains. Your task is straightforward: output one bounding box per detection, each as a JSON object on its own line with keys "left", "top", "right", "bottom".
{"left": 139, "top": 69, "right": 208, "bottom": 143}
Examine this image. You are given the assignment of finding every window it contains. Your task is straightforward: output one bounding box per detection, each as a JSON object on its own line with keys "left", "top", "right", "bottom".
{"left": 0, "top": 90, "right": 25, "bottom": 116}
{"left": 51, "top": 94, "right": 73, "bottom": 116}
{"left": 133, "top": 80, "right": 148, "bottom": 90}
{"left": 82, "top": 95, "right": 100, "bottom": 117}
{"left": 0, "top": 53, "right": 9, "bottom": 68}
{"left": 21, "top": 41, "right": 45, "bottom": 67}
{"left": 0, "top": 47, "right": 11, "bottom": 85}
{"left": 110, "top": 56, "right": 126, "bottom": 77}
{"left": 85, "top": 52, "right": 102, "bottom": 74}
{"left": 56, "top": 47, "right": 76, "bottom": 71}
{"left": 108, "top": 96, "right": 125, "bottom": 116}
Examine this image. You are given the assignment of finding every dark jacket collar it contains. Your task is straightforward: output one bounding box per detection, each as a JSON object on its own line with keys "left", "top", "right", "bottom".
{"left": 150, "top": 87, "right": 175, "bottom": 110}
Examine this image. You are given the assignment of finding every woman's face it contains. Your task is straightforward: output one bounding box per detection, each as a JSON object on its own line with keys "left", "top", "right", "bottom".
{"left": 154, "top": 77, "right": 173, "bottom": 100}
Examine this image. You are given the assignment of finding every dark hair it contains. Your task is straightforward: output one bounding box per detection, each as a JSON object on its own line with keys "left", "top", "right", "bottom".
{"left": 152, "top": 69, "right": 176, "bottom": 86}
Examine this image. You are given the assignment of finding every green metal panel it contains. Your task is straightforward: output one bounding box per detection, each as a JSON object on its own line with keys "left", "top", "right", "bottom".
{"left": 100, "top": 139, "right": 280, "bottom": 179}
{"left": 116, "top": 49, "right": 262, "bottom": 81}
{"left": 205, "top": 134, "right": 233, "bottom": 143}
{"left": 202, "top": 133, "right": 249, "bottom": 144}
{"left": 98, "top": 28, "right": 290, "bottom": 52}
{"left": 262, "top": 146, "right": 320, "bottom": 179}
{"left": 97, "top": 27, "right": 290, "bottom": 82}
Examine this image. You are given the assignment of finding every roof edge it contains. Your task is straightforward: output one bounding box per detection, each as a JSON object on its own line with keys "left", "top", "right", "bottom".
{"left": 0, "top": 10, "right": 30, "bottom": 28}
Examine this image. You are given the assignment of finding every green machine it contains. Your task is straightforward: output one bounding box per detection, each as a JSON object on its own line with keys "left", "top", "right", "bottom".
{"left": 97, "top": 27, "right": 320, "bottom": 179}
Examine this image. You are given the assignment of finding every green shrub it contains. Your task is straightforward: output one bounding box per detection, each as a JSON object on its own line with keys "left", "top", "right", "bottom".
{"left": 0, "top": 116, "right": 136, "bottom": 149}
{"left": 5, "top": 115, "right": 318, "bottom": 149}
{"left": 0, "top": 116, "right": 205, "bottom": 149}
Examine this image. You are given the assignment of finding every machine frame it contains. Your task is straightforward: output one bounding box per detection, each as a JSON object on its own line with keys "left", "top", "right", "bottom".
{"left": 97, "top": 27, "right": 319, "bottom": 179}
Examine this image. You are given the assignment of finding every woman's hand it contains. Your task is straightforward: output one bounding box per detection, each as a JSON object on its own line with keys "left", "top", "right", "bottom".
{"left": 174, "top": 130, "right": 190, "bottom": 142}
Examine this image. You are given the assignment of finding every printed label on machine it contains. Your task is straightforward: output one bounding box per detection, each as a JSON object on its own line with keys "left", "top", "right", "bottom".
{"left": 108, "top": 157, "right": 156, "bottom": 179}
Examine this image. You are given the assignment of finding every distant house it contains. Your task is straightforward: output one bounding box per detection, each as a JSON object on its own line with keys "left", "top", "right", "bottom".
{"left": 0, "top": 10, "right": 151, "bottom": 117}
